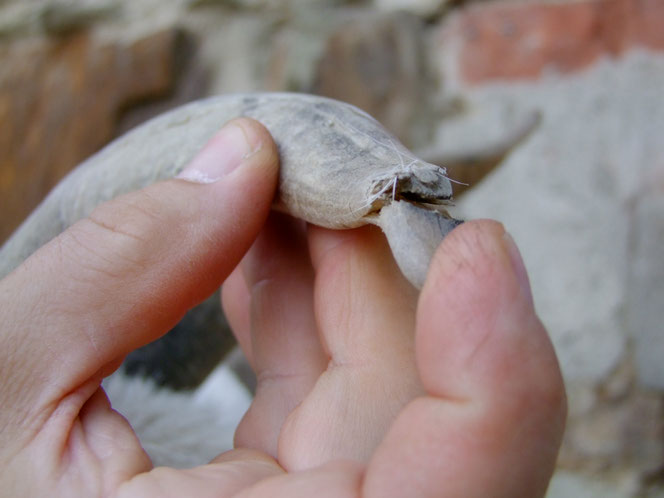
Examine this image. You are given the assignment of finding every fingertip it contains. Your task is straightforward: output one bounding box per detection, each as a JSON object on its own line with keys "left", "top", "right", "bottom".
{"left": 416, "top": 219, "right": 562, "bottom": 405}
{"left": 421, "top": 219, "right": 509, "bottom": 301}
{"left": 177, "top": 117, "right": 279, "bottom": 185}
{"left": 231, "top": 117, "right": 280, "bottom": 180}
{"left": 231, "top": 118, "right": 280, "bottom": 204}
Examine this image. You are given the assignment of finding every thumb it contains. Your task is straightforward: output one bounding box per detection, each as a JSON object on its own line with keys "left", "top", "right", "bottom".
{"left": 364, "top": 220, "right": 566, "bottom": 498}
{"left": 0, "top": 118, "right": 278, "bottom": 431}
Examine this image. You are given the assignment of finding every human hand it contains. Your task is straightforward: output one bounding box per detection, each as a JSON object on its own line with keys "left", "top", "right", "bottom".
{"left": 217, "top": 214, "right": 566, "bottom": 498}
{"left": 0, "top": 117, "right": 566, "bottom": 497}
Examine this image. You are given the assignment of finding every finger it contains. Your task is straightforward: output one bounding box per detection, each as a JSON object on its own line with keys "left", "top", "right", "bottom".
{"left": 277, "top": 225, "right": 422, "bottom": 470}
{"left": 363, "top": 220, "right": 566, "bottom": 498}
{"left": 222, "top": 266, "right": 255, "bottom": 369}
{"left": 0, "top": 118, "right": 279, "bottom": 439}
{"left": 233, "top": 213, "right": 327, "bottom": 457}
{"left": 116, "top": 449, "right": 284, "bottom": 498}
{"left": 307, "top": 224, "right": 418, "bottom": 365}
{"left": 233, "top": 460, "right": 363, "bottom": 498}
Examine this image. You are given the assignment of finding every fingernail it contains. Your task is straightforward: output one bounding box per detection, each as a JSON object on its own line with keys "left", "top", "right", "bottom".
{"left": 503, "top": 232, "right": 534, "bottom": 307}
{"left": 176, "top": 122, "right": 256, "bottom": 184}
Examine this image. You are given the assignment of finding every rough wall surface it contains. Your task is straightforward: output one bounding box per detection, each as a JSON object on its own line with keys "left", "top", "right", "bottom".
{"left": 440, "top": 52, "right": 664, "bottom": 496}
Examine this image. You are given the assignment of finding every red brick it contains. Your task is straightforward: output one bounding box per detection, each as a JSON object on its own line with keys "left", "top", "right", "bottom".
{"left": 0, "top": 31, "right": 176, "bottom": 243}
{"left": 630, "top": 0, "right": 664, "bottom": 51}
{"left": 439, "top": 0, "right": 664, "bottom": 84}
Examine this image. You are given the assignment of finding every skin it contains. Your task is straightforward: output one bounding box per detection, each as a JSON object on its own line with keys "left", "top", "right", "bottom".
{"left": 0, "top": 118, "right": 566, "bottom": 497}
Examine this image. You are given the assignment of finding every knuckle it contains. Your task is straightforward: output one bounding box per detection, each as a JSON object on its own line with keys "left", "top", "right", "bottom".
{"left": 61, "top": 187, "right": 192, "bottom": 280}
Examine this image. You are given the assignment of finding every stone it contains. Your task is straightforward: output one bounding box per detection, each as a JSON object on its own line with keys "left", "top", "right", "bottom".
{"left": 0, "top": 1, "right": 119, "bottom": 38}
{"left": 40, "top": 0, "right": 119, "bottom": 35}
{"left": 414, "top": 102, "right": 541, "bottom": 196}
{"left": 264, "top": 27, "right": 323, "bottom": 92}
{"left": 565, "top": 382, "right": 598, "bottom": 418}
{"left": 434, "top": 0, "right": 664, "bottom": 85}
{"left": 115, "top": 30, "right": 208, "bottom": 135}
{"left": 562, "top": 388, "right": 664, "bottom": 475}
{"left": 188, "top": 0, "right": 350, "bottom": 10}
{"left": 181, "top": 9, "right": 280, "bottom": 94}
{"left": 566, "top": 404, "right": 627, "bottom": 462}
{"left": 313, "top": 10, "right": 435, "bottom": 147}
{"left": 0, "top": 29, "right": 177, "bottom": 244}
{"left": 263, "top": 8, "right": 352, "bottom": 92}
{"left": 624, "top": 393, "right": 664, "bottom": 474}
{"left": 374, "top": 0, "right": 448, "bottom": 19}
{"left": 599, "top": 358, "right": 633, "bottom": 402}
{"left": 627, "top": 190, "right": 664, "bottom": 389}
{"left": 0, "top": 3, "right": 41, "bottom": 38}
{"left": 546, "top": 470, "right": 639, "bottom": 498}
